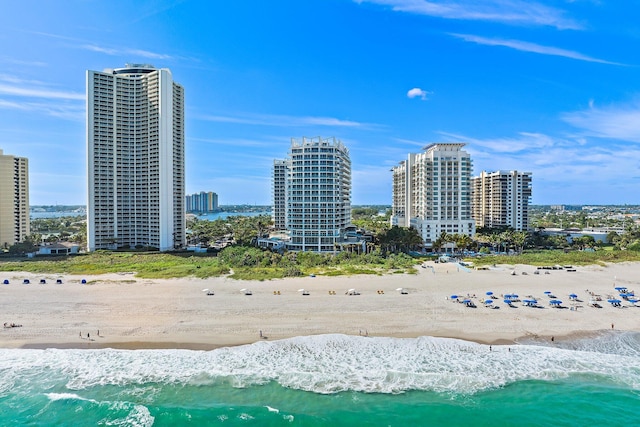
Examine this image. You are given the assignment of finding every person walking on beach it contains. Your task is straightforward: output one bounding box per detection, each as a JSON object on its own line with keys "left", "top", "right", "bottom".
{"left": 259, "top": 330, "right": 263, "bottom": 338}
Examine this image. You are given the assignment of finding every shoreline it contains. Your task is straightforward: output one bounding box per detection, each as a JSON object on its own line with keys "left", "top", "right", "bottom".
{"left": 2, "top": 261, "right": 638, "bottom": 351}
{"left": 15, "top": 329, "right": 610, "bottom": 351}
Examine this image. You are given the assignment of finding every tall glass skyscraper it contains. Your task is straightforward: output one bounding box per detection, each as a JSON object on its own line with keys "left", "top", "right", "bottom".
{"left": 86, "top": 64, "right": 185, "bottom": 251}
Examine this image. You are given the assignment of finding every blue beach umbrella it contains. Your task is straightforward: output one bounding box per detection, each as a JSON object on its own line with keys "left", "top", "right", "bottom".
{"left": 462, "top": 299, "right": 471, "bottom": 303}
{"left": 549, "top": 300, "right": 562, "bottom": 305}
{"left": 485, "top": 299, "right": 493, "bottom": 304}
{"left": 450, "top": 295, "right": 459, "bottom": 300}
{"left": 544, "top": 291, "right": 552, "bottom": 294}
{"left": 486, "top": 291, "right": 493, "bottom": 296}
{"left": 504, "top": 299, "right": 513, "bottom": 304}
{"left": 608, "top": 299, "right": 622, "bottom": 304}
{"left": 569, "top": 293, "right": 577, "bottom": 298}
{"left": 614, "top": 287, "right": 626, "bottom": 291}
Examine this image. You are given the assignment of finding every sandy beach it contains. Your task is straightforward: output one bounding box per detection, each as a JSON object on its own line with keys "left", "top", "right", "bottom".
{"left": 1, "top": 260, "right": 639, "bottom": 349}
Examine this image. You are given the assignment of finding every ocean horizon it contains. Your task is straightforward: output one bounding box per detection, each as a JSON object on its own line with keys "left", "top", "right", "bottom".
{"left": 1, "top": 332, "right": 638, "bottom": 426}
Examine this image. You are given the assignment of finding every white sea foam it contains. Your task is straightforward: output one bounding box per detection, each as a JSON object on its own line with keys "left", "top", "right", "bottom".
{"left": 45, "top": 392, "right": 95, "bottom": 403}
{"left": 1, "top": 333, "right": 640, "bottom": 395}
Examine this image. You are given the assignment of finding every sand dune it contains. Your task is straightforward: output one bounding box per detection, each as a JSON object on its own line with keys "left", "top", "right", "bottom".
{"left": 1, "top": 261, "right": 639, "bottom": 349}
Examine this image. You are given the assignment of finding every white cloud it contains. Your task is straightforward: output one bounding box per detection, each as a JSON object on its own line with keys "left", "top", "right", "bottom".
{"left": 81, "top": 44, "right": 172, "bottom": 60}
{"left": 199, "top": 112, "right": 375, "bottom": 128}
{"left": 0, "top": 74, "right": 84, "bottom": 119}
{"left": 562, "top": 102, "right": 640, "bottom": 143}
{"left": 407, "top": 87, "right": 430, "bottom": 100}
{"left": 437, "top": 130, "right": 557, "bottom": 153}
{"left": 0, "top": 83, "right": 84, "bottom": 100}
{"left": 355, "top": 0, "right": 581, "bottom": 29}
{"left": 0, "top": 57, "right": 47, "bottom": 67}
{"left": 450, "top": 33, "right": 621, "bottom": 65}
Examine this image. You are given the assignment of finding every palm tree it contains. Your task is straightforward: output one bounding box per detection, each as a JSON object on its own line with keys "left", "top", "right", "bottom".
{"left": 512, "top": 231, "right": 528, "bottom": 254}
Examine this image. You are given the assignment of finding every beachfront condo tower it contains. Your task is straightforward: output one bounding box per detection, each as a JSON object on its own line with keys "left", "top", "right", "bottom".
{"left": 0, "top": 149, "right": 29, "bottom": 248}
{"left": 274, "top": 136, "right": 352, "bottom": 252}
{"left": 272, "top": 159, "right": 287, "bottom": 231}
{"left": 86, "top": 64, "right": 185, "bottom": 251}
{"left": 471, "top": 170, "right": 532, "bottom": 231}
{"left": 391, "top": 143, "right": 475, "bottom": 249}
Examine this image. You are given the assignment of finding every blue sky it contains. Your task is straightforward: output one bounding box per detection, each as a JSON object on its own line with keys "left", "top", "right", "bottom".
{"left": 0, "top": 0, "right": 638, "bottom": 206}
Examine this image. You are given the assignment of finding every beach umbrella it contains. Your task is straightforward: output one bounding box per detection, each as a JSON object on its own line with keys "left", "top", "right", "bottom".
{"left": 485, "top": 299, "right": 493, "bottom": 304}
{"left": 511, "top": 294, "right": 519, "bottom": 298}
{"left": 549, "top": 300, "right": 562, "bottom": 305}
{"left": 297, "top": 289, "right": 306, "bottom": 292}
{"left": 544, "top": 291, "right": 552, "bottom": 294}
{"left": 608, "top": 299, "right": 621, "bottom": 304}
{"left": 503, "top": 299, "right": 512, "bottom": 304}
{"left": 462, "top": 299, "right": 471, "bottom": 303}
{"left": 569, "top": 293, "right": 577, "bottom": 298}
{"left": 615, "top": 287, "right": 626, "bottom": 291}
{"left": 450, "top": 295, "right": 459, "bottom": 299}
{"left": 486, "top": 291, "right": 493, "bottom": 296}
{"left": 201, "top": 288, "right": 209, "bottom": 292}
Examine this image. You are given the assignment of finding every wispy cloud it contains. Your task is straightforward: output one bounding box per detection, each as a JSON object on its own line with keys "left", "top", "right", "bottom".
{"left": 437, "top": 130, "right": 558, "bottom": 153}
{"left": 199, "top": 112, "right": 376, "bottom": 129}
{"left": 450, "top": 33, "right": 621, "bottom": 65}
{"left": 407, "top": 87, "right": 431, "bottom": 100}
{"left": 0, "top": 83, "right": 84, "bottom": 100}
{"left": 0, "top": 57, "right": 47, "bottom": 67}
{"left": 190, "top": 137, "right": 280, "bottom": 148}
{"left": 24, "top": 31, "right": 173, "bottom": 61}
{"left": 355, "top": 0, "right": 581, "bottom": 29}
{"left": 0, "top": 98, "right": 84, "bottom": 121}
{"left": 562, "top": 101, "right": 640, "bottom": 143}
{"left": 0, "top": 74, "right": 84, "bottom": 120}
{"left": 80, "top": 44, "right": 172, "bottom": 60}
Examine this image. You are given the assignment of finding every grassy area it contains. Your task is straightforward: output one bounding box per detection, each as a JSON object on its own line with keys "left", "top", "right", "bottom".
{"left": 467, "top": 249, "right": 640, "bottom": 267}
{"left": 0, "top": 249, "right": 420, "bottom": 280}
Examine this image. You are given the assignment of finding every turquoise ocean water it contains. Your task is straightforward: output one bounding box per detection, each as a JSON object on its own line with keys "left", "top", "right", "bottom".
{"left": 1, "top": 332, "right": 639, "bottom": 426}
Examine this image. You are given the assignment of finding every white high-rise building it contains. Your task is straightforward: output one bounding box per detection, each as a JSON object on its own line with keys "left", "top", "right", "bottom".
{"left": 86, "top": 64, "right": 185, "bottom": 251}
{"left": 0, "top": 149, "right": 29, "bottom": 247}
{"left": 391, "top": 143, "right": 475, "bottom": 248}
{"left": 274, "top": 136, "right": 352, "bottom": 252}
{"left": 471, "top": 170, "right": 532, "bottom": 231}
{"left": 272, "top": 159, "right": 287, "bottom": 230}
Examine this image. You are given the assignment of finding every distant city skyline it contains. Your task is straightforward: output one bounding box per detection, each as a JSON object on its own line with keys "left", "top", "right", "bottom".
{"left": 0, "top": 1, "right": 638, "bottom": 206}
